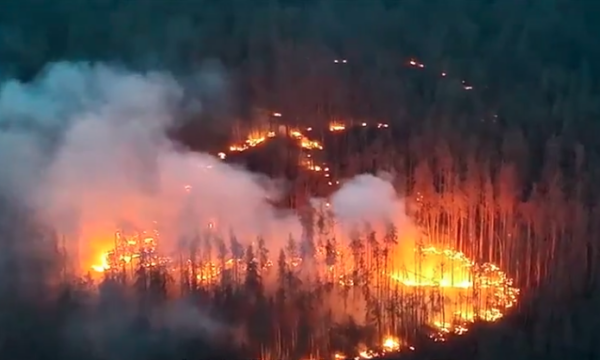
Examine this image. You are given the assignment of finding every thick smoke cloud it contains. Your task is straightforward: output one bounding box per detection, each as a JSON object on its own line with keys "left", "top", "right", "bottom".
{"left": 331, "top": 174, "right": 400, "bottom": 225}
{"left": 0, "top": 61, "right": 416, "bottom": 279}
{"left": 328, "top": 174, "right": 415, "bottom": 248}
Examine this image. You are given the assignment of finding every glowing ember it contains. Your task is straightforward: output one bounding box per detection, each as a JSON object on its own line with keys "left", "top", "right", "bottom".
{"left": 288, "top": 128, "right": 323, "bottom": 150}
{"left": 382, "top": 336, "right": 401, "bottom": 351}
{"left": 329, "top": 122, "right": 346, "bottom": 131}
{"left": 92, "top": 230, "right": 518, "bottom": 345}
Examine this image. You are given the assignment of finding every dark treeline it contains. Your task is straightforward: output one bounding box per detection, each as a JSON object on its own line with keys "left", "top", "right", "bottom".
{"left": 2, "top": 0, "right": 600, "bottom": 151}
{"left": 1, "top": 1, "right": 600, "bottom": 360}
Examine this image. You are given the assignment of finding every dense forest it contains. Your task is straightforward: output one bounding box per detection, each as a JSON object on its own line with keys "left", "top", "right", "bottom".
{"left": 1, "top": 0, "right": 600, "bottom": 359}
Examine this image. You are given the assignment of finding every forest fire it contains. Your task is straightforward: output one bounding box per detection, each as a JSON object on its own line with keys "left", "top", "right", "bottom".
{"left": 90, "top": 227, "right": 518, "bottom": 358}
{"left": 0, "top": 26, "right": 589, "bottom": 359}
{"left": 229, "top": 130, "right": 276, "bottom": 151}
{"left": 83, "top": 118, "right": 519, "bottom": 360}
{"left": 91, "top": 230, "right": 164, "bottom": 273}
{"left": 89, "top": 224, "right": 518, "bottom": 348}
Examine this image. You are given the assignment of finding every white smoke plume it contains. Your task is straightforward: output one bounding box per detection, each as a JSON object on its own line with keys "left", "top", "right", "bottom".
{"left": 0, "top": 62, "right": 303, "bottom": 271}
{"left": 325, "top": 173, "right": 415, "bottom": 248}
{"left": 331, "top": 173, "right": 400, "bottom": 225}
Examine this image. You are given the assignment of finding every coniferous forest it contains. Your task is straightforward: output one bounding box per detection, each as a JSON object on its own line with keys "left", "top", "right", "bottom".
{"left": 1, "top": 1, "right": 600, "bottom": 360}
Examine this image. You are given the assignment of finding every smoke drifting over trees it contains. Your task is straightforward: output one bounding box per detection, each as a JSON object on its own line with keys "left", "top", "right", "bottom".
{"left": 0, "top": 1, "right": 600, "bottom": 360}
